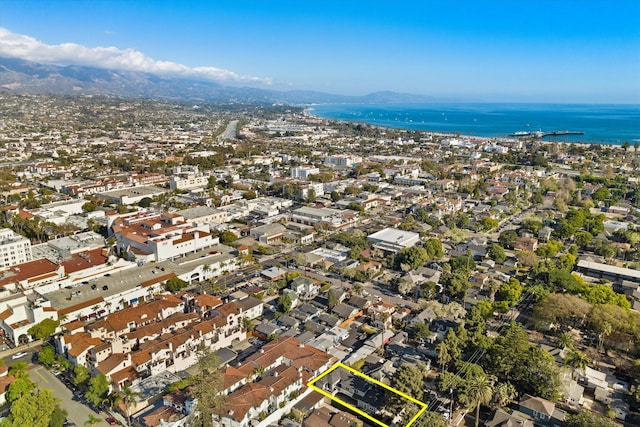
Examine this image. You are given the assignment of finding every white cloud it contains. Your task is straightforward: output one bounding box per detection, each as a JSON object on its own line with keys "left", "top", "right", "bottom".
{"left": 0, "top": 27, "right": 271, "bottom": 84}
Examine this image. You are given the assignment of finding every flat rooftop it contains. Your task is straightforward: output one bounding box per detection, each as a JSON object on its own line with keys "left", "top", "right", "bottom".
{"left": 32, "top": 231, "right": 105, "bottom": 261}
{"left": 175, "top": 205, "right": 225, "bottom": 220}
{"left": 368, "top": 227, "right": 419, "bottom": 245}
{"left": 98, "top": 186, "right": 166, "bottom": 198}
{"left": 42, "top": 244, "right": 235, "bottom": 312}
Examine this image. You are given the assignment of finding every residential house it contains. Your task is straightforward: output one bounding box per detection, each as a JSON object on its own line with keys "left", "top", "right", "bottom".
{"left": 518, "top": 394, "right": 565, "bottom": 427}
{"left": 214, "top": 337, "right": 335, "bottom": 427}
{"left": 486, "top": 408, "right": 534, "bottom": 427}
{"left": 289, "top": 276, "right": 321, "bottom": 300}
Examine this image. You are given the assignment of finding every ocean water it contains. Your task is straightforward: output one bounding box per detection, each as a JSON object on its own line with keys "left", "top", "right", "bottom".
{"left": 308, "top": 103, "right": 640, "bottom": 145}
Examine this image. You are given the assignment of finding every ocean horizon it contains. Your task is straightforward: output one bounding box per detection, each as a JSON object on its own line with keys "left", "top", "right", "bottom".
{"left": 307, "top": 103, "right": 640, "bottom": 145}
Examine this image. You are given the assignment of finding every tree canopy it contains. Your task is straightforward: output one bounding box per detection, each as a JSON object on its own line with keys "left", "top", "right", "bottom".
{"left": 27, "top": 318, "right": 60, "bottom": 340}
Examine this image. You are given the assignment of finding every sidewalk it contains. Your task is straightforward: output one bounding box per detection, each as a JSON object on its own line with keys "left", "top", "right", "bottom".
{"left": 0, "top": 339, "right": 43, "bottom": 359}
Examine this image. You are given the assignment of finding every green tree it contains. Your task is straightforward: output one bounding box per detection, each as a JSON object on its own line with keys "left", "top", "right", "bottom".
{"left": 441, "top": 272, "right": 472, "bottom": 299}
{"left": 189, "top": 347, "right": 226, "bottom": 427}
{"left": 479, "top": 217, "right": 499, "bottom": 232}
{"left": 395, "top": 246, "right": 429, "bottom": 270}
{"left": 85, "top": 373, "right": 110, "bottom": 407}
{"left": 277, "top": 293, "right": 293, "bottom": 315}
{"left": 496, "top": 278, "right": 523, "bottom": 307}
{"left": 424, "top": 238, "right": 444, "bottom": 259}
{"left": 49, "top": 406, "right": 68, "bottom": 427}
{"left": 565, "top": 350, "right": 590, "bottom": 373}
{"left": 488, "top": 243, "right": 506, "bottom": 263}
{"left": 536, "top": 240, "right": 564, "bottom": 259}
{"left": 120, "top": 384, "right": 141, "bottom": 427}
{"left": 73, "top": 365, "right": 90, "bottom": 387}
{"left": 564, "top": 411, "right": 616, "bottom": 427}
{"left": 592, "top": 187, "right": 611, "bottom": 202}
{"left": 137, "top": 197, "right": 153, "bottom": 208}
{"left": 388, "top": 363, "right": 428, "bottom": 410}
{"left": 327, "top": 289, "right": 338, "bottom": 310}
{"left": 485, "top": 323, "right": 561, "bottom": 401}
{"left": 165, "top": 277, "right": 188, "bottom": 292}
{"left": 2, "top": 388, "right": 57, "bottom": 427}
{"left": 38, "top": 345, "right": 56, "bottom": 368}
{"left": 241, "top": 317, "right": 255, "bottom": 332}
{"left": 411, "top": 411, "right": 447, "bottom": 427}
{"left": 556, "top": 332, "right": 575, "bottom": 350}
{"left": 6, "top": 378, "right": 36, "bottom": 403}
{"left": 81, "top": 201, "right": 97, "bottom": 212}
{"left": 83, "top": 414, "right": 102, "bottom": 427}
{"left": 306, "top": 188, "right": 316, "bottom": 203}
{"left": 8, "top": 361, "right": 29, "bottom": 378}
{"left": 498, "top": 230, "right": 518, "bottom": 249}
{"left": 490, "top": 382, "right": 517, "bottom": 409}
{"left": 460, "top": 369, "right": 494, "bottom": 427}
{"left": 531, "top": 293, "right": 591, "bottom": 330}
{"left": 218, "top": 230, "right": 237, "bottom": 244}
{"left": 27, "top": 318, "right": 60, "bottom": 340}
{"left": 413, "top": 322, "right": 431, "bottom": 340}
{"left": 352, "top": 282, "right": 364, "bottom": 296}
{"left": 449, "top": 255, "right": 476, "bottom": 273}
{"left": 207, "top": 175, "right": 217, "bottom": 190}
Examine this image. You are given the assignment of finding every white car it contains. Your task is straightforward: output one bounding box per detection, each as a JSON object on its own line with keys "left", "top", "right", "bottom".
{"left": 11, "top": 351, "right": 27, "bottom": 360}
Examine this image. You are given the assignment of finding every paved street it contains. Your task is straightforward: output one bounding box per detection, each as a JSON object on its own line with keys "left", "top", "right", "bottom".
{"left": 29, "top": 365, "right": 111, "bottom": 427}
{"left": 2, "top": 347, "right": 39, "bottom": 369}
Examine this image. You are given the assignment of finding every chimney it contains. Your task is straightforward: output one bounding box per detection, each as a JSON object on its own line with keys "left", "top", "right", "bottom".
{"left": 273, "top": 371, "right": 278, "bottom": 377}
{"left": 260, "top": 348, "right": 264, "bottom": 354}
{"left": 299, "top": 343, "right": 304, "bottom": 348}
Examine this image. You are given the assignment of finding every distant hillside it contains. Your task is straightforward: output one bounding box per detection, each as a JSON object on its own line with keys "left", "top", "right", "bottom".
{"left": 0, "top": 56, "right": 446, "bottom": 105}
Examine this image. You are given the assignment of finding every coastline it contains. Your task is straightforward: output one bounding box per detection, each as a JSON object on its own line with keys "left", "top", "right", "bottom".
{"left": 303, "top": 103, "right": 639, "bottom": 146}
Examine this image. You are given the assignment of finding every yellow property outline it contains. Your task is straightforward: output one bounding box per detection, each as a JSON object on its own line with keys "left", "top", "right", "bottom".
{"left": 307, "top": 362, "right": 428, "bottom": 427}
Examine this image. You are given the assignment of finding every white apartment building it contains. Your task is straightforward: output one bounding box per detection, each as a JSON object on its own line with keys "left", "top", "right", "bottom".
{"left": 110, "top": 211, "right": 220, "bottom": 262}
{"left": 169, "top": 166, "right": 211, "bottom": 190}
{"left": 0, "top": 228, "right": 32, "bottom": 270}
{"left": 290, "top": 166, "right": 319, "bottom": 180}
{"left": 324, "top": 155, "right": 362, "bottom": 167}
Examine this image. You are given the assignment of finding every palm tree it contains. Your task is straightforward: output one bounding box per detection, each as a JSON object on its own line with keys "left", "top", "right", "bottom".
{"left": 599, "top": 321, "right": 612, "bottom": 352}
{"left": 557, "top": 332, "right": 574, "bottom": 350}
{"left": 436, "top": 342, "right": 452, "bottom": 371}
{"left": 565, "top": 350, "right": 590, "bottom": 378}
{"left": 490, "top": 382, "right": 517, "bottom": 409}
{"left": 107, "top": 390, "right": 123, "bottom": 411}
{"left": 84, "top": 414, "right": 102, "bottom": 427}
{"left": 121, "top": 384, "right": 141, "bottom": 427}
{"left": 462, "top": 372, "right": 494, "bottom": 427}
{"left": 352, "top": 282, "right": 364, "bottom": 296}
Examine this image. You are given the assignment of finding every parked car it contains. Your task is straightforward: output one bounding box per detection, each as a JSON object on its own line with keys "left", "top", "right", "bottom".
{"left": 11, "top": 351, "right": 27, "bottom": 359}
{"left": 106, "top": 417, "right": 117, "bottom": 425}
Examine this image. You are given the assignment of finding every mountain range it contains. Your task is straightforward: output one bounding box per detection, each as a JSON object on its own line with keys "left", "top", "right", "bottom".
{"left": 0, "top": 56, "right": 448, "bottom": 105}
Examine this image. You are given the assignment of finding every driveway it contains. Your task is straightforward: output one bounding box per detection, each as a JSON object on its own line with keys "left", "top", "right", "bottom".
{"left": 29, "top": 365, "right": 111, "bottom": 426}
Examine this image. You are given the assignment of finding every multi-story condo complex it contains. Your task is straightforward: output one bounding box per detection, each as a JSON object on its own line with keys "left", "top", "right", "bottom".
{"left": 0, "top": 228, "right": 32, "bottom": 270}
{"left": 290, "top": 166, "right": 319, "bottom": 180}
{"left": 169, "top": 165, "right": 211, "bottom": 190}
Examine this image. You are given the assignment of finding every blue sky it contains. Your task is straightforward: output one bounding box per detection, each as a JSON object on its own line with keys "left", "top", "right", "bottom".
{"left": 1, "top": 0, "right": 639, "bottom": 103}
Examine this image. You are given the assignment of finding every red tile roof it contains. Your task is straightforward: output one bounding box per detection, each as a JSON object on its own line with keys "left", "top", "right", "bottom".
{"left": 0, "top": 258, "right": 60, "bottom": 288}
{"left": 61, "top": 248, "right": 108, "bottom": 274}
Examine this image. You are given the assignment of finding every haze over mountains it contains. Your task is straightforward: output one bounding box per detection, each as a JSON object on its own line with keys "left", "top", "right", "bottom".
{"left": 0, "top": 56, "right": 449, "bottom": 105}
